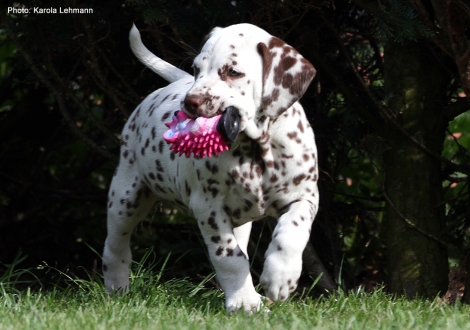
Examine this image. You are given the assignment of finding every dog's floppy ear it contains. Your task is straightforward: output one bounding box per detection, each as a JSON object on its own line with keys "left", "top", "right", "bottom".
{"left": 257, "top": 37, "right": 316, "bottom": 117}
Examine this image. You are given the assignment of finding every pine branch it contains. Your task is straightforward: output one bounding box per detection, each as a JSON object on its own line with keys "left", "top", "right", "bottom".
{"left": 374, "top": 0, "right": 435, "bottom": 42}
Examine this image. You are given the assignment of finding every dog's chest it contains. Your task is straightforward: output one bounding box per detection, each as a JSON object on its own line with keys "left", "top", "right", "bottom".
{"left": 214, "top": 134, "right": 305, "bottom": 225}
{"left": 153, "top": 134, "right": 297, "bottom": 224}
{"left": 141, "top": 123, "right": 317, "bottom": 224}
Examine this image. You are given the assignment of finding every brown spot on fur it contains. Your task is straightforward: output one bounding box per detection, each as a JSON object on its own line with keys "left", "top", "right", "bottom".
{"left": 293, "top": 174, "right": 306, "bottom": 185}
{"left": 244, "top": 199, "right": 253, "bottom": 212}
{"left": 287, "top": 132, "right": 298, "bottom": 140}
{"left": 233, "top": 208, "right": 241, "bottom": 219}
{"left": 270, "top": 174, "right": 279, "bottom": 183}
{"left": 156, "top": 160, "right": 164, "bottom": 172}
{"left": 208, "top": 216, "right": 219, "bottom": 230}
{"left": 162, "top": 111, "right": 171, "bottom": 121}
{"left": 223, "top": 205, "right": 232, "bottom": 216}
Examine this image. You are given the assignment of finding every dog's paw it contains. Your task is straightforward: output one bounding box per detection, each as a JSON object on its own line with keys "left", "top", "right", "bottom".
{"left": 103, "top": 267, "right": 130, "bottom": 295}
{"left": 259, "top": 247, "right": 302, "bottom": 302}
{"left": 102, "top": 252, "right": 131, "bottom": 295}
{"left": 225, "top": 291, "right": 263, "bottom": 314}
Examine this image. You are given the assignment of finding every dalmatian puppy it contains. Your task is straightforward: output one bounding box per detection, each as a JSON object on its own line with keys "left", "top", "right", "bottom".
{"left": 103, "top": 23, "right": 319, "bottom": 312}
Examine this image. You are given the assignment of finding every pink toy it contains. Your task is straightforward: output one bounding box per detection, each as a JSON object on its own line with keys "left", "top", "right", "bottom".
{"left": 163, "top": 111, "right": 230, "bottom": 158}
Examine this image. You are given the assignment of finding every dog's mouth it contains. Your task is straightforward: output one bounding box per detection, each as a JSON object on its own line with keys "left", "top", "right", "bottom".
{"left": 217, "top": 106, "right": 241, "bottom": 143}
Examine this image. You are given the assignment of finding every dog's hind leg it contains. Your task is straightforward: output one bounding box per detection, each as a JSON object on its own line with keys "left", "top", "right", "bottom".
{"left": 103, "top": 166, "right": 157, "bottom": 294}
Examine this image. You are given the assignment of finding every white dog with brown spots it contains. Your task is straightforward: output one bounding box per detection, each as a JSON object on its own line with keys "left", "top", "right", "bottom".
{"left": 103, "top": 23, "right": 318, "bottom": 312}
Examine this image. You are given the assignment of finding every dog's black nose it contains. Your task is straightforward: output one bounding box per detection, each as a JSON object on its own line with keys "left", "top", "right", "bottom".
{"left": 217, "top": 106, "right": 240, "bottom": 143}
{"left": 184, "top": 94, "right": 203, "bottom": 115}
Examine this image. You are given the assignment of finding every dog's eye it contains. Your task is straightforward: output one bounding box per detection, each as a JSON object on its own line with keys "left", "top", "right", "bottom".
{"left": 228, "top": 69, "right": 242, "bottom": 77}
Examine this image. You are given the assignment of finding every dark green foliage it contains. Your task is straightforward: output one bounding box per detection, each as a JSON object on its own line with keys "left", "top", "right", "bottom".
{"left": 374, "top": 0, "right": 435, "bottom": 42}
{"left": 1, "top": 0, "right": 469, "bottom": 299}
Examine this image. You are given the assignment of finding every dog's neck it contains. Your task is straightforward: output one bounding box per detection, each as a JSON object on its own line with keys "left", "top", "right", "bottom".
{"left": 241, "top": 105, "right": 303, "bottom": 166}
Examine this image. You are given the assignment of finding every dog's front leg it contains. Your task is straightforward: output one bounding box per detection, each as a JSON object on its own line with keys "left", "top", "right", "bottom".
{"left": 193, "top": 205, "right": 261, "bottom": 313}
{"left": 260, "top": 199, "right": 318, "bottom": 301}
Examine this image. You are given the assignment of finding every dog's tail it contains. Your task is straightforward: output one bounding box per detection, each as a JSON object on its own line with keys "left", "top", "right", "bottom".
{"left": 129, "top": 24, "right": 192, "bottom": 83}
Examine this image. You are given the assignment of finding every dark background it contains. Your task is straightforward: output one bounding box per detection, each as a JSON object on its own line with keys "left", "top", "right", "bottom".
{"left": 1, "top": 0, "right": 469, "bottom": 300}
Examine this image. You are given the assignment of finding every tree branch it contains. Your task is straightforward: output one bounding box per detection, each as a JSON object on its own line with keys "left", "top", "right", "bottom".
{"left": 6, "top": 26, "right": 118, "bottom": 163}
{"left": 382, "top": 185, "right": 457, "bottom": 252}
{"left": 96, "top": 46, "right": 141, "bottom": 104}
{"left": 81, "top": 17, "right": 131, "bottom": 118}
{"left": 40, "top": 47, "right": 121, "bottom": 148}
{"left": 408, "top": 0, "right": 454, "bottom": 57}
{"left": 312, "top": 6, "right": 470, "bottom": 175}
{"left": 311, "top": 8, "right": 389, "bottom": 132}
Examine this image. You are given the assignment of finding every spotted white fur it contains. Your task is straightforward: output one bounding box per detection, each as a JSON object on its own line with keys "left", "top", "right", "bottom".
{"left": 103, "top": 23, "right": 318, "bottom": 313}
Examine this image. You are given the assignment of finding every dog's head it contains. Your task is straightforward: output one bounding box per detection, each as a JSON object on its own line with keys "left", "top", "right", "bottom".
{"left": 182, "top": 23, "right": 316, "bottom": 140}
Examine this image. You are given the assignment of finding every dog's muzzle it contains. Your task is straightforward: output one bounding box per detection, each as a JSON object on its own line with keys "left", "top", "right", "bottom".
{"left": 217, "top": 106, "right": 240, "bottom": 143}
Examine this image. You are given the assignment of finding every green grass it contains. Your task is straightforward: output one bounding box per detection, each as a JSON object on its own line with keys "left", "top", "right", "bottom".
{"left": 2, "top": 281, "right": 470, "bottom": 330}
{"left": 1, "top": 254, "right": 470, "bottom": 330}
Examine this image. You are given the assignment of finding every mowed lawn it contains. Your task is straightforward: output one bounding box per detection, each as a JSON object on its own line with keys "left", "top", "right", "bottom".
{"left": 2, "top": 269, "right": 470, "bottom": 330}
